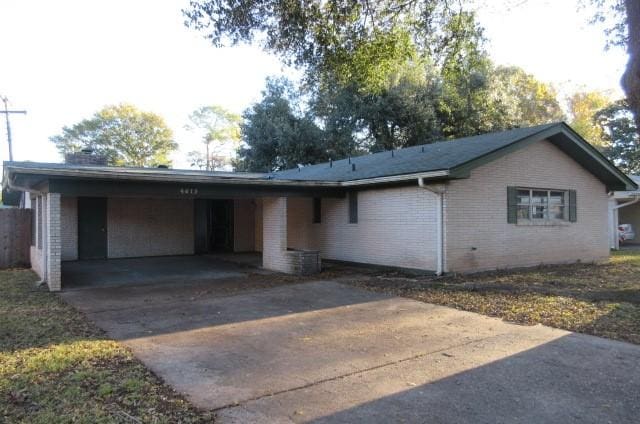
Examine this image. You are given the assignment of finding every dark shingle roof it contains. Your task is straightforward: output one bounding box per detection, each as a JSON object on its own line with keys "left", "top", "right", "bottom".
{"left": 273, "top": 123, "right": 559, "bottom": 182}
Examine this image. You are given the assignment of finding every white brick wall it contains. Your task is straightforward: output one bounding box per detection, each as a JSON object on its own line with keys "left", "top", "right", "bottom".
{"left": 262, "top": 197, "right": 290, "bottom": 272}
{"left": 107, "top": 198, "right": 194, "bottom": 258}
{"left": 60, "top": 196, "right": 78, "bottom": 261}
{"left": 287, "top": 186, "right": 439, "bottom": 271}
{"left": 444, "top": 139, "right": 610, "bottom": 272}
{"left": 46, "top": 193, "right": 61, "bottom": 291}
{"left": 30, "top": 194, "right": 44, "bottom": 279}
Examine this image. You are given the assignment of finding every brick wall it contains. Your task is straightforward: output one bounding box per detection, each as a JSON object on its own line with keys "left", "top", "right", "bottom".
{"left": 287, "top": 186, "right": 439, "bottom": 271}
{"left": 445, "top": 139, "right": 610, "bottom": 273}
{"left": 60, "top": 196, "right": 78, "bottom": 261}
{"left": 262, "top": 197, "right": 289, "bottom": 272}
{"left": 107, "top": 198, "right": 194, "bottom": 258}
{"left": 46, "top": 193, "right": 61, "bottom": 291}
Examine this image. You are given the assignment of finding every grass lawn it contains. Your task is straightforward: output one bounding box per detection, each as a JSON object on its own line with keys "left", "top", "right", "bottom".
{"left": 345, "top": 250, "right": 640, "bottom": 345}
{"left": 0, "top": 269, "right": 214, "bottom": 423}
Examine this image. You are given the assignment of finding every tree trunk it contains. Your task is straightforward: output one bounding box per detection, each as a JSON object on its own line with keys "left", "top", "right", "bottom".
{"left": 623, "top": 0, "right": 640, "bottom": 131}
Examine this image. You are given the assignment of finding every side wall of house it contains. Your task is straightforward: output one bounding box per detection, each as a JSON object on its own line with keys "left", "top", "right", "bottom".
{"left": 287, "top": 186, "right": 439, "bottom": 270}
{"left": 107, "top": 198, "right": 194, "bottom": 258}
{"left": 61, "top": 196, "right": 78, "bottom": 261}
{"left": 619, "top": 201, "right": 640, "bottom": 244}
{"left": 445, "top": 139, "right": 610, "bottom": 273}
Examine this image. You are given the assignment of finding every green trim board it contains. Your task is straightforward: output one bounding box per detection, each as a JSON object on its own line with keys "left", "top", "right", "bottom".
{"left": 46, "top": 178, "right": 346, "bottom": 199}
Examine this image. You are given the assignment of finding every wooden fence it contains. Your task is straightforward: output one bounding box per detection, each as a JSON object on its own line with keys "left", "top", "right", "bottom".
{"left": 0, "top": 208, "right": 31, "bottom": 269}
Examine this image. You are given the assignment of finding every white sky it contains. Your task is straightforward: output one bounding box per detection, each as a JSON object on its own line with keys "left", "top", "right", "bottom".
{"left": 0, "top": 0, "right": 628, "bottom": 169}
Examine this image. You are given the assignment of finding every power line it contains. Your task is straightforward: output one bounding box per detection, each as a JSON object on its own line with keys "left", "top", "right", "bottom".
{"left": 0, "top": 95, "right": 27, "bottom": 162}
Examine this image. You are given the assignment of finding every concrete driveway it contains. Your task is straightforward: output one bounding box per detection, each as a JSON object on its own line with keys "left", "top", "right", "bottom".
{"left": 61, "top": 279, "right": 640, "bottom": 423}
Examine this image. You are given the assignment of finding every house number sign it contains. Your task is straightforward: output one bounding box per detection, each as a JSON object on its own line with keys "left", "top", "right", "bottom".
{"left": 180, "top": 188, "right": 198, "bottom": 195}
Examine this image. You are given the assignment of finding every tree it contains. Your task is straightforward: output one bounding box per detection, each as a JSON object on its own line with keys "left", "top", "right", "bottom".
{"left": 568, "top": 91, "right": 612, "bottom": 149}
{"left": 313, "top": 60, "right": 442, "bottom": 152}
{"left": 237, "top": 78, "right": 327, "bottom": 172}
{"left": 596, "top": 99, "right": 640, "bottom": 173}
{"left": 183, "top": 0, "right": 473, "bottom": 92}
{"left": 185, "top": 105, "right": 240, "bottom": 170}
{"left": 487, "top": 66, "right": 565, "bottom": 129}
{"left": 436, "top": 11, "right": 494, "bottom": 138}
{"left": 50, "top": 103, "right": 176, "bottom": 167}
{"left": 585, "top": 0, "right": 640, "bottom": 132}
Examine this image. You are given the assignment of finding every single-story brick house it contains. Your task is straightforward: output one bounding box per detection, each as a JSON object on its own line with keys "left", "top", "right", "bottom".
{"left": 609, "top": 175, "right": 640, "bottom": 248}
{"left": 2, "top": 122, "right": 636, "bottom": 291}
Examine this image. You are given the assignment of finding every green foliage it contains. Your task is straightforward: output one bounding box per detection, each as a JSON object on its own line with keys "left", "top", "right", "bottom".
{"left": 596, "top": 99, "right": 640, "bottom": 174}
{"left": 436, "top": 11, "right": 493, "bottom": 138}
{"left": 314, "top": 59, "right": 442, "bottom": 153}
{"left": 569, "top": 91, "right": 612, "bottom": 149}
{"left": 185, "top": 105, "right": 241, "bottom": 170}
{"left": 487, "top": 66, "right": 565, "bottom": 129}
{"left": 184, "top": 0, "right": 472, "bottom": 90}
{"left": 209, "top": 3, "right": 568, "bottom": 168}
{"left": 49, "top": 103, "right": 176, "bottom": 167}
{"left": 237, "top": 78, "right": 327, "bottom": 171}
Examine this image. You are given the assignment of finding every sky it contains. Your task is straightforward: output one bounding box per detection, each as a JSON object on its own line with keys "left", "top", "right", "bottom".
{"left": 0, "top": 0, "right": 629, "bottom": 169}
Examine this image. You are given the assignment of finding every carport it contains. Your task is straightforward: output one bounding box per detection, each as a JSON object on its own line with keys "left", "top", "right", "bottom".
{"left": 61, "top": 254, "right": 263, "bottom": 289}
{"left": 4, "top": 160, "right": 343, "bottom": 291}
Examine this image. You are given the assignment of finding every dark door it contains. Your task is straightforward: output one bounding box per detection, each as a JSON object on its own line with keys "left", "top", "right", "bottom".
{"left": 78, "top": 197, "right": 107, "bottom": 260}
{"left": 209, "top": 200, "right": 234, "bottom": 251}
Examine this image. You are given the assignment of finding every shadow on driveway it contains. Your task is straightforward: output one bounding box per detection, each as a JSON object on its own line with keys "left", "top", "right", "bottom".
{"left": 61, "top": 279, "right": 640, "bottom": 423}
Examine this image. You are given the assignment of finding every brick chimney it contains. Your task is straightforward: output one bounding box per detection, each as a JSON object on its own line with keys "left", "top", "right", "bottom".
{"left": 64, "top": 148, "right": 108, "bottom": 166}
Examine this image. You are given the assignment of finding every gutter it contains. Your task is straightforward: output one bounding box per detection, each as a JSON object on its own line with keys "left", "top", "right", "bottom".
{"left": 418, "top": 177, "right": 445, "bottom": 276}
{"left": 612, "top": 195, "right": 640, "bottom": 210}
{"left": 4, "top": 164, "right": 451, "bottom": 190}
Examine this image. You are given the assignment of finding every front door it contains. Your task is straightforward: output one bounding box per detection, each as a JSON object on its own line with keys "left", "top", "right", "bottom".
{"left": 209, "top": 199, "right": 234, "bottom": 251}
{"left": 78, "top": 197, "right": 107, "bottom": 260}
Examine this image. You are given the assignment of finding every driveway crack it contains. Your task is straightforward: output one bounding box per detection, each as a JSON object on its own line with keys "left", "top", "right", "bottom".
{"left": 212, "top": 334, "right": 496, "bottom": 412}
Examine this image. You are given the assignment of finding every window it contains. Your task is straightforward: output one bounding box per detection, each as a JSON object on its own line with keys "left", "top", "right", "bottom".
{"left": 509, "top": 187, "right": 576, "bottom": 223}
{"left": 313, "top": 197, "right": 321, "bottom": 224}
{"left": 348, "top": 191, "right": 358, "bottom": 223}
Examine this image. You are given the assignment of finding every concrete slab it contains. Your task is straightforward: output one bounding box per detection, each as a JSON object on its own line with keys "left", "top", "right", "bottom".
{"left": 61, "top": 255, "right": 258, "bottom": 289}
{"left": 61, "top": 280, "right": 640, "bottom": 423}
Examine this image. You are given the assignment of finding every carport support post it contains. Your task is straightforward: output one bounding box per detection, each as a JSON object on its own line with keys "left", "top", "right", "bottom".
{"left": 262, "top": 197, "right": 290, "bottom": 273}
{"left": 45, "top": 193, "right": 61, "bottom": 291}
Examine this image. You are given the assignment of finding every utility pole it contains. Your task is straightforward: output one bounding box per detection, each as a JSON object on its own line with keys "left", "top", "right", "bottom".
{"left": 0, "top": 95, "right": 27, "bottom": 161}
